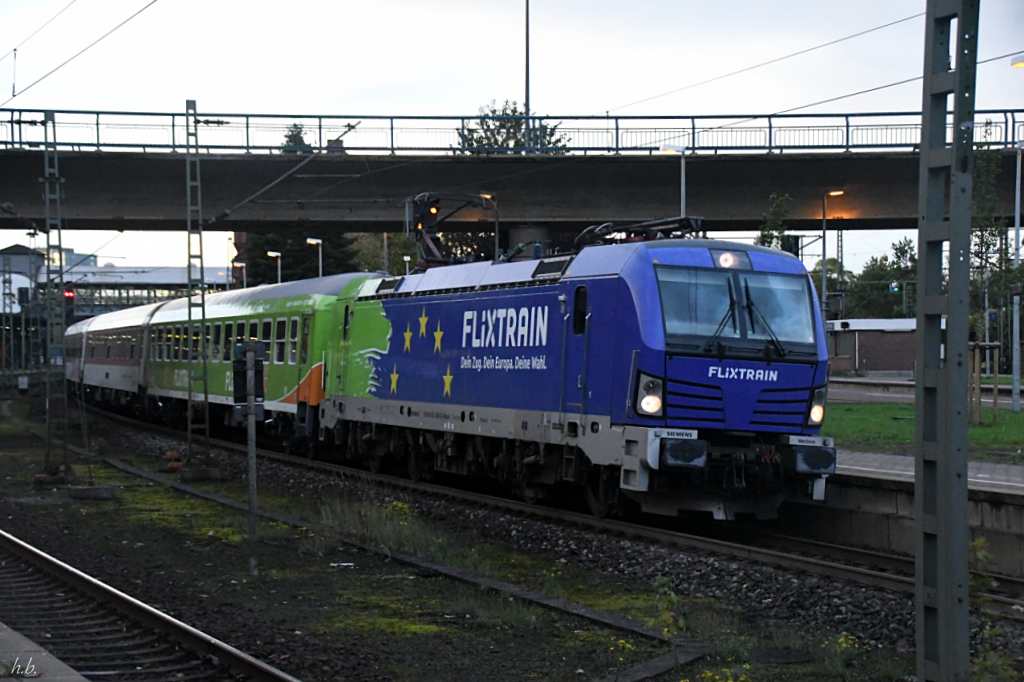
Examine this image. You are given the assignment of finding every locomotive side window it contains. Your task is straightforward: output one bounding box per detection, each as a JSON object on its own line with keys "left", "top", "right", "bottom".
{"left": 222, "top": 322, "right": 234, "bottom": 361}
{"left": 289, "top": 318, "right": 299, "bottom": 364}
{"left": 275, "top": 319, "right": 287, "bottom": 364}
{"left": 573, "top": 286, "right": 588, "bottom": 335}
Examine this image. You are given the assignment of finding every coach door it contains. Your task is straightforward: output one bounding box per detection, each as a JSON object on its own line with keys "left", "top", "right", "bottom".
{"left": 562, "top": 286, "right": 590, "bottom": 424}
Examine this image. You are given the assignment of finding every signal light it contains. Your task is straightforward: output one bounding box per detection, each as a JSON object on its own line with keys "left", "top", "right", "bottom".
{"left": 428, "top": 205, "right": 439, "bottom": 216}
{"left": 63, "top": 287, "right": 75, "bottom": 300}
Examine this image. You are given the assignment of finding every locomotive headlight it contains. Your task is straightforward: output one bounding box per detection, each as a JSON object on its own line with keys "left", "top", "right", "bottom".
{"left": 808, "top": 387, "right": 827, "bottom": 425}
{"left": 636, "top": 373, "right": 664, "bottom": 417}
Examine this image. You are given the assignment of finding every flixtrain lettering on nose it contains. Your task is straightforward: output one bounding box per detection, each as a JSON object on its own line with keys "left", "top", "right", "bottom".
{"left": 65, "top": 221, "right": 834, "bottom": 522}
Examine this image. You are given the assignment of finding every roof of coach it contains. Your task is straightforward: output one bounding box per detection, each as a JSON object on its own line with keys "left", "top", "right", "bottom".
{"left": 355, "top": 239, "right": 801, "bottom": 299}
{"left": 149, "top": 272, "right": 372, "bottom": 325}
{"left": 65, "top": 301, "right": 165, "bottom": 335}
{"left": 67, "top": 272, "right": 372, "bottom": 334}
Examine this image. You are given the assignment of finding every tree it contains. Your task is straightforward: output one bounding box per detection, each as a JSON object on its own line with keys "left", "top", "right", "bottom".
{"left": 844, "top": 238, "right": 917, "bottom": 318}
{"left": 350, "top": 233, "right": 419, "bottom": 275}
{"left": 755, "top": 192, "right": 792, "bottom": 249}
{"left": 280, "top": 123, "right": 313, "bottom": 154}
{"left": 458, "top": 100, "right": 569, "bottom": 155}
{"left": 240, "top": 227, "right": 356, "bottom": 286}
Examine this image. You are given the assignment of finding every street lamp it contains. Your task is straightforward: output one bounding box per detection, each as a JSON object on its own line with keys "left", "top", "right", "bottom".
{"left": 266, "top": 251, "right": 281, "bottom": 284}
{"left": 821, "top": 190, "right": 845, "bottom": 319}
{"left": 403, "top": 255, "right": 411, "bottom": 275}
{"left": 306, "top": 237, "right": 323, "bottom": 278}
{"left": 659, "top": 144, "right": 688, "bottom": 218}
{"left": 234, "top": 262, "right": 247, "bottom": 289}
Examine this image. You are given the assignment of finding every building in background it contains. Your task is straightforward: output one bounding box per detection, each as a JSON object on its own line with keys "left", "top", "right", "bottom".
{"left": 0, "top": 243, "right": 231, "bottom": 370}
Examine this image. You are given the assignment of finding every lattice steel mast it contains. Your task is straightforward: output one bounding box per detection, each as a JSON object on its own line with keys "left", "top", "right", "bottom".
{"left": 913, "top": 1, "right": 978, "bottom": 680}
{"left": 184, "top": 100, "right": 210, "bottom": 463}
{"left": 42, "top": 111, "right": 69, "bottom": 472}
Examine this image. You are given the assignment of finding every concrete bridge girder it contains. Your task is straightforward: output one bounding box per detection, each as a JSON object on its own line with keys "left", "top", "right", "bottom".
{"left": 0, "top": 149, "right": 1017, "bottom": 233}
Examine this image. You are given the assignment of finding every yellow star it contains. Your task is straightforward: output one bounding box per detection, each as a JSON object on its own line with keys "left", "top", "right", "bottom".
{"left": 418, "top": 308, "right": 429, "bottom": 337}
{"left": 403, "top": 323, "right": 412, "bottom": 352}
{"left": 442, "top": 364, "right": 453, "bottom": 398}
{"left": 433, "top": 320, "right": 444, "bottom": 352}
{"left": 389, "top": 364, "right": 399, "bottom": 394}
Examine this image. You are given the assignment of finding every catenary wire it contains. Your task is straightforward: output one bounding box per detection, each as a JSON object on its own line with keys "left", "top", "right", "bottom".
{"left": 1, "top": 0, "right": 160, "bottom": 107}
{"left": 0, "top": 0, "right": 80, "bottom": 64}
{"left": 607, "top": 12, "right": 925, "bottom": 113}
{"left": 638, "top": 49, "right": 1024, "bottom": 152}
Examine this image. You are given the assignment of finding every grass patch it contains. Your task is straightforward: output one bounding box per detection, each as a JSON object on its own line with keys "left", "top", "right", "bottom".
{"left": 822, "top": 403, "right": 1024, "bottom": 461}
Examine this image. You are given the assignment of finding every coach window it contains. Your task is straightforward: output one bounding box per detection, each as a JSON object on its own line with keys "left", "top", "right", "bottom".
{"left": 212, "top": 324, "right": 222, "bottom": 363}
{"left": 222, "top": 322, "right": 234, "bottom": 362}
{"left": 248, "top": 321, "right": 258, "bottom": 348}
{"left": 300, "top": 317, "right": 310, "bottom": 365}
{"left": 204, "top": 324, "right": 212, "bottom": 358}
{"left": 573, "top": 286, "right": 588, "bottom": 335}
{"left": 261, "top": 319, "right": 272, "bottom": 359}
{"left": 174, "top": 325, "right": 183, "bottom": 360}
{"left": 342, "top": 305, "right": 351, "bottom": 340}
{"left": 289, "top": 318, "right": 299, "bottom": 364}
{"left": 165, "top": 327, "right": 173, "bottom": 361}
{"left": 275, "top": 319, "right": 287, "bottom": 364}
{"left": 192, "top": 324, "right": 201, "bottom": 358}
{"left": 130, "top": 336, "right": 135, "bottom": 360}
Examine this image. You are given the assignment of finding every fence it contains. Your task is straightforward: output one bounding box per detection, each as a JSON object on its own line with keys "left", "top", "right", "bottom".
{"left": 1, "top": 108, "right": 1022, "bottom": 156}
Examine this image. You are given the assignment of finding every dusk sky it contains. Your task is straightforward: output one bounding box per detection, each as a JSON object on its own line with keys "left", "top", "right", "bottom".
{"left": 1, "top": 0, "right": 1022, "bottom": 273}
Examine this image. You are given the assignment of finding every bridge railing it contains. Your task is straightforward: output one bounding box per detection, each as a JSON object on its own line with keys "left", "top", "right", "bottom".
{"left": 1, "top": 108, "right": 1021, "bottom": 155}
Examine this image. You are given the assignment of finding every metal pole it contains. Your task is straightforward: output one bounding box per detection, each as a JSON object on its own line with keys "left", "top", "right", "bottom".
{"left": 246, "top": 345, "right": 258, "bottom": 577}
{"left": 318, "top": 243, "right": 323, "bottom": 278}
{"left": 821, "top": 195, "right": 828, "bottom": 319}
{"left": 680, "top": 150, "right": 686, "bottom": 218}
{"left": 382, "top": 233, "right": 389, "bottom": 275}
{"left": 914, "top": 2, "right": 977, "bottom": 679}
{"left": 1013, "top": 144, "right": 1021, "bottom": 412}
{"left": 277, "top": 258, "right": 281, "bottom": 284}
{"left": 524, "top": 0, "right": 530, "bottom": 153}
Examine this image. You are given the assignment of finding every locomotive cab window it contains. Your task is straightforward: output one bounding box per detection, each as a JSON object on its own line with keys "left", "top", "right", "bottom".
{"left": 572, "top": 286, "right": 588, "bottom": 335}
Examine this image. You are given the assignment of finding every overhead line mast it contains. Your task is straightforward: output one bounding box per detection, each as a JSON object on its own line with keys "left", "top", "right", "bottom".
{"left": 184, "top": 99, "right": 210, "bottom": 465}
{"left": 913, "top": 1, "right": 978, "bottom": 680}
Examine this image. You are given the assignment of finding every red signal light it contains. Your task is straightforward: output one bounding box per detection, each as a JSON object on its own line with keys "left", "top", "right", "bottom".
{"left": 63, "top": 288, "right": 75, "bottom": 299}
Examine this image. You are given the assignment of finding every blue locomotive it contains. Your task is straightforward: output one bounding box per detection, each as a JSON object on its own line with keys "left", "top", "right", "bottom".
{"left": 320, "top": 237, "right": 834, "bottom": 520}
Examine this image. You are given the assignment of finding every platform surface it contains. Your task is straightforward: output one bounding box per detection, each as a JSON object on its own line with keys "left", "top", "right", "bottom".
{"left": 0, "top": 620, "right": 88, "bottom": 681}
{"left": 838, "top": 448, "right": 1024, "bottom": 496}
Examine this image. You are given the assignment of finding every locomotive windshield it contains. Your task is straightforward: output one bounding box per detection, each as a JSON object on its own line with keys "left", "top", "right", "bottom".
{"left": 656, "top": 266, "right": 817, "bottom": 354}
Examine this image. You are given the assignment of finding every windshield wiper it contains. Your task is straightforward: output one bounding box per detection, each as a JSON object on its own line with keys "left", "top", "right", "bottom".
{"left": 743, "top": 280, "right": 787, "bottom": 359}
{"left": 702, "top": 279, "right": 737, "bottom": 354}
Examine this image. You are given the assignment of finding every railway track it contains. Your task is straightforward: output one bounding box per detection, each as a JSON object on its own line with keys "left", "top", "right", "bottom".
{"left": 0, "top": 527, "right": 301, "bottom": 682}
{"left": 80, "top": 406, "right": 1024, "bottom": 621}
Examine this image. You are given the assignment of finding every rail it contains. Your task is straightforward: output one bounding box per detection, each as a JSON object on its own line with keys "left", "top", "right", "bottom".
{"left": 0, "top": 527, "right": 303, "bottom": 681}
{"left": 1, "top": 107, "right": 1022, "bottom": 156}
